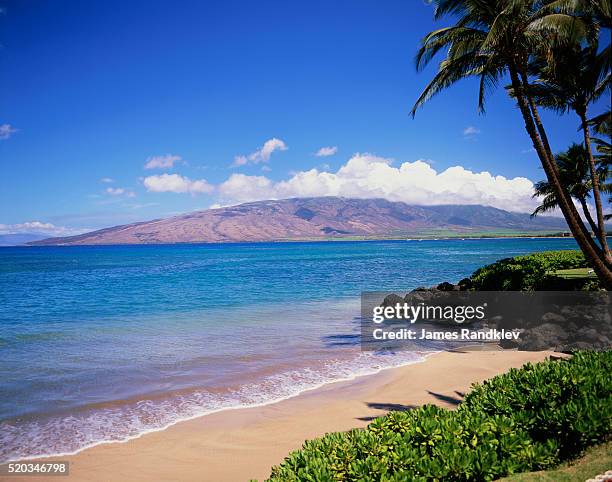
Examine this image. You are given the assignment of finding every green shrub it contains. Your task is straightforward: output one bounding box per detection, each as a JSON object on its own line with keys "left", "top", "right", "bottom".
{"left": 460, "top": 351, "right": 612, "bottom": 459}
{"left": 469, "top": 250, "right": 587, "bottom": 291}
{"left": 266, "top": 351, "right": 612, "bottom": 482}
{"left": 269, "top": 407, "right": 556, "bottom": 481}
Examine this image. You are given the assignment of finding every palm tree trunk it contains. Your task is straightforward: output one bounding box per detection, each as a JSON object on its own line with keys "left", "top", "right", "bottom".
{"left": 520, "top": 70, "right": 556, "bottom": 167}
{"left": 508, "top": 65, "right": 612, "bottom": 288}
{"left": 518, "top": 69, "right": 602, "bottom": 256}
{"left": 579, "top": 197, "right": 601, "bottom": 237}
{"left": 519, "top": 65, "right": 612, "bottom": 260}
{"left": 579, "top": 108, "right": 612, "bottom": 265}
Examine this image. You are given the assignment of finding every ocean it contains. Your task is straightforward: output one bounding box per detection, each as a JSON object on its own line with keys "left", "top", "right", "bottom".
{"left": 0, "top": 238, "right": 580, "bottom": 462}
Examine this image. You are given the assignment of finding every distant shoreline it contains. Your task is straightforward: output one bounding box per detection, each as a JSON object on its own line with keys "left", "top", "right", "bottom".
{"left": 7, "top": 232, "right": 595, "bottom": 248}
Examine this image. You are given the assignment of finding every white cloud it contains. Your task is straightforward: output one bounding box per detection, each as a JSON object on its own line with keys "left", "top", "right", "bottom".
{"left": 0, "top": 124, "right": 18, "bottom": 140}
{"left": 106, "top": 187, "right": 136, "bottom": 197}
{"left": 463, "top": 126, "right": 481, "bottom": 137}
{"left": 0, "top": 221, "right": 85, "bottom": 236}
{"left": 218, "top": 174, "right": 276, "bottom": 203}
{"left": 233, "top": 155, "right": 248, "bottom": 167}
{"left": 315, "top": 146, "right": 338, "bottom": 157}
{"left": 217, "top": 153, "right": 539, "bottom": 212}
{"left": 144, "top": 154, "right": 182, "bottom": 170}
{"left": 232, "top": 138, "right": 287, "bottom": 166}
{"left": 100, "top": 177, "right": 114, "bottom": 183}
{"left": 143, "top": 173, "right": 214, "bottom": 194}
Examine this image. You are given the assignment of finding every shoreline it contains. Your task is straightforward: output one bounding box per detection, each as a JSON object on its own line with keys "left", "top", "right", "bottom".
{"left": 16, "top": 232, "right": 597, "bottom": 248}
{"left": 0, "top": 351, "right": 429, "bottom": 465}
{"left": 2, "top": 349, "right": 554, "bottom": 482}
{"left": 22, "top": 235, "right": 577, "bottom": 248}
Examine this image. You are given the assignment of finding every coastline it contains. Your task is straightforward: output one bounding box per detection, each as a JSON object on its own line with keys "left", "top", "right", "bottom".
{"left": 2, "top": 349, "right": 554, "bottom": 482}
{"left": 19, "top": 233, "right": 579, "bottom": 248}
{"left": 0, "top": 346, "right": 426, "bottom": 465}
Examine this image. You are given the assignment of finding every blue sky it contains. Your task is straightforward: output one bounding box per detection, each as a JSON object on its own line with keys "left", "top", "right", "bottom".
{"left": 0, "top": 0, "right": 606, "bottom": 235}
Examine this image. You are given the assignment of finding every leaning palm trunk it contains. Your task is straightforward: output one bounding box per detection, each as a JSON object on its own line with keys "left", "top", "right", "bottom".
{"left": 522, "top": 77, "right": 610, "bottom": 264}
{"left": 518, "top": 68, "right": 607, "bottom": 253}
{"left": 579, "top": 197, "right": 601, "bottom": 236}
{"left": 578, "top": 108, "right": 612, "bottom": 264}
{"left": 516, "top": 69, "right": 603, "bottom": 254}
{"left": 519, "top": 70, "right": 556, "bottom": 164}
{"left": 509, "top": 65, "right": 612, "bottom": 288}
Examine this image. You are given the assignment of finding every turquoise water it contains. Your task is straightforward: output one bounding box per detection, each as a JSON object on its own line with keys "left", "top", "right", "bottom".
{"left": 0, "top": 238, "right": 579, "bottom": 461}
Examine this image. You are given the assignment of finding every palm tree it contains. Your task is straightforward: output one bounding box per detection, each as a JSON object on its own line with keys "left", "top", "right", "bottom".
{"left": 516, "top": 43, "right": 611, "bottom": 261}
{"left": 592, "top": 107, "right": 612, "bottom": 220}
{"left": 594, "top": 136, "right": 611, "bottom": 162}
{"left": 544, "top": 0, "right": 611, "bottom": 29}
{"left": 411, "top": 0, "right": 612, "bottom": 287}
{"left": 591, "top": 104, "right": 611, "bottom": 168}
{"left": 590, "top": 108, "right": 611, "bottom": 135}
{"left": 531, "top": 143, "right": 609, "bottom": 235}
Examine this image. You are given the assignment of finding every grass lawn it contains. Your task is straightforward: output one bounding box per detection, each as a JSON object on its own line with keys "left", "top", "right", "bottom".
{"left": 551, "top": 267, "right": 597, "bottom": 279}
{"left": 499, "top": 441, "right": 612, "bottom": 481}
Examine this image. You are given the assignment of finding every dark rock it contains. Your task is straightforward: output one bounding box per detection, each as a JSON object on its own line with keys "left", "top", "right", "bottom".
{"left": 500, "top": 335, "right": 521, "bottom": 349}
{"left": 558, "top": 341, "right": 596, "bottom": 352}
{"left": 458, "top": 278, "right": 473, "bottom": 290}
{"left": 541, "top": 312, "right": 566, "bottom": 324}
{"left": 578, "top": 327, "right": 599, "bottom": 342}
{"left": 519, "top": 323, "right": 568, "bottom": 351}
{"left": 381, "top": 293, "right": 404, "bottom": 308}
{"left": 487, "top": 315, "right": 503, "bottom": 328}
{"left": 437, "top": 281, "right": 455, "bottom": 291}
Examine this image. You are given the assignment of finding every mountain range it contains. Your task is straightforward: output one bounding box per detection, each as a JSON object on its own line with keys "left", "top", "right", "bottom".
{"left": 26, "top": 197, "right": 569, "bottom": 246}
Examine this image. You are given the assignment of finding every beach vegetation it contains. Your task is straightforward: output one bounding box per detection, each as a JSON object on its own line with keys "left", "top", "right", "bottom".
{"left": 265, "top": 351, "right": 612, "bottom": 481}
{"left": 469, "top": 250, "right": 589, "bottom": 290}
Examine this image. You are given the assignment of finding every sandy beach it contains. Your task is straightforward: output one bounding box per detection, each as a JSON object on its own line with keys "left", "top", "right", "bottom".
{"left": 0, "top": 349, "right": 556, "bottom": 482}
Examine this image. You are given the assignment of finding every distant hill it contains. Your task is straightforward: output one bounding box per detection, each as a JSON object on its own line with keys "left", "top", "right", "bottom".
{"left": 29, "top": 197, "right": 568, "bottom": 246}
{"left": 0, "top": 233, "right": 51, "bottom": 246}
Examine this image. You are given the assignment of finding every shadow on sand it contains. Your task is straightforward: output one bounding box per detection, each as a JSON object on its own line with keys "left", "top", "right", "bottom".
{"left": 357, "top": 390, "right": 465, "bottom": 421}
{"left": 357, "top": 401, "right": 417, "bottom": 421}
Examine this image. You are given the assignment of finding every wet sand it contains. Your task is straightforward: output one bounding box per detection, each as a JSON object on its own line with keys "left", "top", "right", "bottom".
{"left": 1, "top": 350, "right": 553, "bottom": 482}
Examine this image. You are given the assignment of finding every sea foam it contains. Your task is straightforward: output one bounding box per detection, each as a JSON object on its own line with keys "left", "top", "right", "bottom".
{"left": 0, "top": 350, "right": 424, "bottom": 462}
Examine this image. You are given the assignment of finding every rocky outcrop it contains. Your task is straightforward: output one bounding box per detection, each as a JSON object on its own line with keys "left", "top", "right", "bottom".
{"left": 380, "top": 282, "right": 611, "bottom": 353}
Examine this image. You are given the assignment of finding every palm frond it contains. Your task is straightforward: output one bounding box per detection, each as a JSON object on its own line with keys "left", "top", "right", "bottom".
{"left": 411, "top": 51, "right": 491, "bottom": 116}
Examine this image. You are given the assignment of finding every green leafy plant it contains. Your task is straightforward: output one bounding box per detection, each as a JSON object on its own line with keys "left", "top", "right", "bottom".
{"left": 265, "top": 351, "right": 612, "bottom": 481}
{"left": 461, "top": 351, "right": 612, "bottom": 459}
{"left": 469, "top": 250, "right": 588, "bottom": 291}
